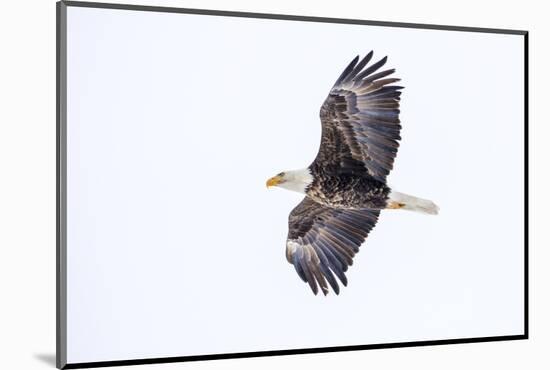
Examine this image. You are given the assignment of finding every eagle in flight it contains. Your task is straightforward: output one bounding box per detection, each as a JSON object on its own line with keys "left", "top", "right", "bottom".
{"left": 266, "top": 51, "right": 438, "bottom": 296}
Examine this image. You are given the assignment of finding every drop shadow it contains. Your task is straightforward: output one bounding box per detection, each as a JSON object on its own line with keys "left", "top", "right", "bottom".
{"left": 34, "top": 353, "right": 56, "bottom": 367}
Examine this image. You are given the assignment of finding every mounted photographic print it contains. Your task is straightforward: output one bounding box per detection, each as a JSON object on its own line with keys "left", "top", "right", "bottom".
{"left": 57, "top": 1, "right": 528, "bottom": 368}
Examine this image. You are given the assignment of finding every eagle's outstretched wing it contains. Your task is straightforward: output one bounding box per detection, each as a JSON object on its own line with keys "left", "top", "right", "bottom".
{"left": 314, "top": 52, "right": 403, "bottom": 183}
{"left": 286, "top": 197, "right": 380, "bottom": 295}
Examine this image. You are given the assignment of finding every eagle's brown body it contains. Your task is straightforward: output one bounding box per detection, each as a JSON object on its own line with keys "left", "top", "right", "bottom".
{"left": 305, "top": 168, "right": 390, "bottom": 210}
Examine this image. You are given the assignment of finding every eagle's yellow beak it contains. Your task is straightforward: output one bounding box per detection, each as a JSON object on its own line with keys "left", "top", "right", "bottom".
{"left": 266, "top": 175, "right": 284, "bottom": 188}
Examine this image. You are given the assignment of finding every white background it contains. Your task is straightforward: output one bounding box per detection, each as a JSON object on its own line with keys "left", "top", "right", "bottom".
{"left": 64, "top": 5, "right": 524, "bottom": 364}
{"left": 0, "top": 0, "right": 547, "bottom": 369}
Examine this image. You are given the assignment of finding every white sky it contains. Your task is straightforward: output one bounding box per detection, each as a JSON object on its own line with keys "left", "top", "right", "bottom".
{"left": 66, "top": 6, "right": 524, "bottom": 363}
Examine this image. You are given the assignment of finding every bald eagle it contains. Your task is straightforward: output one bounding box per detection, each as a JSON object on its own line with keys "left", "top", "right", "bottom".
{"left": 266, "top": 51, "right": 438, "bottom": 296}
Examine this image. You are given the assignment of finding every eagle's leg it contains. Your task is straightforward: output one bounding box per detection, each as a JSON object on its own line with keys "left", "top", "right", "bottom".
{"left": 386, "top": 200, "right": 405, "bottom": 209}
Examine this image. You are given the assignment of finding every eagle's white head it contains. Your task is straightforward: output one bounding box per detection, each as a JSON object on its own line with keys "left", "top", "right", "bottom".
{"left": 266, "top": 168, "right": 314, "bottom": 194}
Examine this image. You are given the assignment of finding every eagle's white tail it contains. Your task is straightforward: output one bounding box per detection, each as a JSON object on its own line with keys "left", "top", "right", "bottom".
{"left": 388, "top": 191, "right": 439, "bottom": 215}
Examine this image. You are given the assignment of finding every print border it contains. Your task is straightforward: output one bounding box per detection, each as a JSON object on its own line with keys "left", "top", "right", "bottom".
{"left": 56, "top": 1, "right": 529, "bottom": 368}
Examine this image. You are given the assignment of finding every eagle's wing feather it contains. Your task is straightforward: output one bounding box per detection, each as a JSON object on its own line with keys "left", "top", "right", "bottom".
{"left": 286, "top": 197, "right": 380, "bottom": 295}
{"left": 315, "top": 52, "right": 403, "bottom": 182}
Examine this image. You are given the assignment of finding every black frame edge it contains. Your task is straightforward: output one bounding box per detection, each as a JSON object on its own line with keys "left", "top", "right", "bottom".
{"left": 63, "top": 335, "right": 527, "bottom": 369}
{"left": 61, "top": 0, "right": 527, "bottom": 35}
{"left": 57, "top": 1, "right": 529, "bottom": 369}
{"left": 523, "top": 31, "right": 529, "bottom": 339}
{"left": 56, "top": 1, "right": 68, "bottom": 369}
